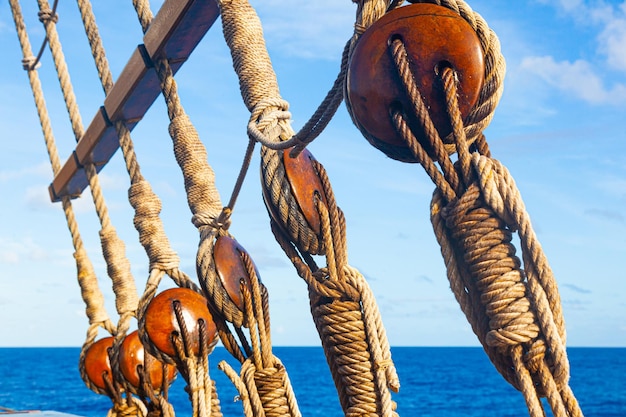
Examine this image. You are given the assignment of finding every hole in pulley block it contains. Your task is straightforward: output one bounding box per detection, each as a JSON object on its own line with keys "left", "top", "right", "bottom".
{"left": 387, "top": 33, "right": 404, "bottom": 47}
{"left": 434, "top": 60, "right": 455, "bottom": 78}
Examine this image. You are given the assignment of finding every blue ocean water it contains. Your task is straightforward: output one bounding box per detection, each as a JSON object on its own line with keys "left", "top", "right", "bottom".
{"left": 0, "top": 347, "right": 623, "bottom": 416}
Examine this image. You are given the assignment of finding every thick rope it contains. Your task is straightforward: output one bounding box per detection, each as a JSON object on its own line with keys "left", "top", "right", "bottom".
{"left": 35, "top": 0, "right": 139, "bottom": 319}
{"left": 75, "top": 2, "right": 204, "bottom": 411}
{"left": 219, "top": 0, "right": 400, "bottom": 410}
{"left": 267, "top": 159, "right": 399, "bottom": 417}
{"left": 371, "top": 1, "right": 583, "bottom": 415}
{"left": 8, "top": 0, "right": 129, "bottom": 404}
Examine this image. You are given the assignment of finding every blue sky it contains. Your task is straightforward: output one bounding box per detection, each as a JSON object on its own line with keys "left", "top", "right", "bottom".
{"left": 0, "top": 0, "right": 624, "bottom": 347}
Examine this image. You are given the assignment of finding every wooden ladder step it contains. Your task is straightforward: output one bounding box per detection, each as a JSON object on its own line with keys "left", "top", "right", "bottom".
{"left": 49, "top": 0, "right": 219, "bottom": 202}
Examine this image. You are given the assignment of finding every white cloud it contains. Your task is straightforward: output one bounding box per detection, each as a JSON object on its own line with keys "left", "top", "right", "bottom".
{"left": 521, "top": 56, "right": 626, "bottom": 104}
{"left": 522, "top": 1, "right": 626, "bottom": 105}
{"left": 538, "top": 0, "right": 626, "bottom": 72}
{"left": 595, "top": 3, "right": 626, "bottom": 71}
{"left": 254, "top": 1, "right": 356, "bottom": 60}
{"left": 0, "top": 236, "right": 49, "bottom": 264}
{"left": 25, "top": 185, "right": 55, "bottom": 210}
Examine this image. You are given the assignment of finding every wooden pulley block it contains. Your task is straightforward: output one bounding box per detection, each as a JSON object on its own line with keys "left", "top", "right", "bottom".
{"left": 143, "top": 288, "right": 217, "bottom": 358}
{"left": 84, "top": 336, "right": 114, "bottom": 391}
{"left": 263, "top": 148, "right": 328, "bottom": 254}
{"left": 213, "top": 235, "right": 260, "bottom": 312}
{"left": 283, "top": 148, "right": 327, "bottom": 235}
{"left": 346, "top": 3, "right": 484, "bottom": 162}
{"left": 119, "top": 330, "right": 177, "bottom": 390}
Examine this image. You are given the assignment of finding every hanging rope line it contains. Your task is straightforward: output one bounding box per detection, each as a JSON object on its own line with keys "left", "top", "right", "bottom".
{"left": 217, "top": 0, "right": 400, "bottom": 415}
{"left": 211, "top": 237, "right": 301, "bottom": 417}
{"left": 73, "top": 0, "right": 216, "bottom": 414}
{"left": 32, "top": 5, "right": 142, "bottom": 398}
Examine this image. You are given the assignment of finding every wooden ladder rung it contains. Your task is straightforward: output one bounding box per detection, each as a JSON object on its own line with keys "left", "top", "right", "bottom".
{"left": 49, "top": 0, "right": 220, "bottom": 202}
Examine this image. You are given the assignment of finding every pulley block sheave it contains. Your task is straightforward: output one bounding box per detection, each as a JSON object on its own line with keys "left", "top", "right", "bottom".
{"left": 346, "top": 3, "right": 484, "bottom": 162}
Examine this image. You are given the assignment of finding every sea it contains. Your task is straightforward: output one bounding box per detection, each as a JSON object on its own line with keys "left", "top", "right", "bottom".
{"left": 0, "top": 347, "right": 623, "bottom": 417}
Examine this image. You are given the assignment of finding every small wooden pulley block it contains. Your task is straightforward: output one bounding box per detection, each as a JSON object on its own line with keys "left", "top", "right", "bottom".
{"left": 282, "top": 148, "right": 327, "bottom": 236}
{"left": 84, "top": 336, "right": 115, "bottom": 391}
{"left": 347, "top": 3, "right": 484, "bottom": 162}
{"left": 213, "top": 235, "right": 260, "bottom": 312}
{"left": 144, "top": 288, "right": 217, "bottom": 358}
{"left": 119, "top": 330, "right": 177, "bottom": 390}
{"left": 263, "top": 148, "right": 328, "bottom": 254}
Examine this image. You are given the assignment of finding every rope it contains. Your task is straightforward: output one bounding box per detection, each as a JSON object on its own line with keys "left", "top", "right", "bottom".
{"left": 219, "top": 0, "right": 394, "bottom": 156}
{"left": 358, "top": 1, "right": 583, "bottom": 415}
{"left": 75, "top": 1, "right": 208, "bottom": 411}
{"left": 217, "top": 1, "right": 400, "bottom": 413}
{"left": 34, "top": 0, "right": 139, "bottom": 318}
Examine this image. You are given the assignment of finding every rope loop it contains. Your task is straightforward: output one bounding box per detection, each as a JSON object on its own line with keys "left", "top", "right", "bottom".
{"left": 21, "top": 56, "right": 41, "bottom": 70}
{"left": 38, "top": 7, "right": 58, "bottom": 24}
{"left": 247, "top": 97, "right": 292, "bottom": 144}
{"left": 193, "top": 207, "right": 233, "bottom": 236}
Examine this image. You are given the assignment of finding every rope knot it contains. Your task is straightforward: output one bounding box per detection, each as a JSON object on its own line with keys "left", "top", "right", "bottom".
{"left": 192, "top": 207, "right": 232, "bottom": 234}
{"left": 38, "top": 8, "right": 58, "bottom": 24}
{"left": 22, "top": 56, "right": 41, "bottom": 70}
{"left": 149, "top": 252, "right": 181, "bottom": 274}
{"left": 247, "top": 97, "right": 292, "bottom": 146}
{"left": 374, "top": 359, "right": 394, "bottom": 371}
{"left": 524, "top": 340, "right": 547, "bottom": 374}
{"left": 471, "top": 154, "right": 520, "bottom": 228}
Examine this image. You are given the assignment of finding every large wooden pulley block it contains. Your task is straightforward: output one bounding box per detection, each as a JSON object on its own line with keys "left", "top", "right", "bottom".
{"left": 84, "top": 336, "right": 114, "bottom": 391}
{"left": 143, "top": 288, "right": 217, "bottom": 358}
{"left": 213, "top": 235, "right": 260, "bottom": 312}
{"left": 119, "top": 330, "right": 177, "bottom": 390}
{"left": 347, "top": 3, "right": 484, "bottom": 162}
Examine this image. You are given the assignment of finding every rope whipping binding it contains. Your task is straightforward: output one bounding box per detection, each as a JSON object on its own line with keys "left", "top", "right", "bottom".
{"left": 344, "top": 1, "right": 583, "bottom": 416}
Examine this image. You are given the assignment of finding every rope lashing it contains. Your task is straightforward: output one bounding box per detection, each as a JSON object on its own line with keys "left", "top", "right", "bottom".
{"left": 208, "top": 236, "right": 302, "bottom": 417}
{"left": 265, "top": 152, "right": 399, "bottom": 417}
{"left": 345, "top": 2, "right": 582, "bottom": 416}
